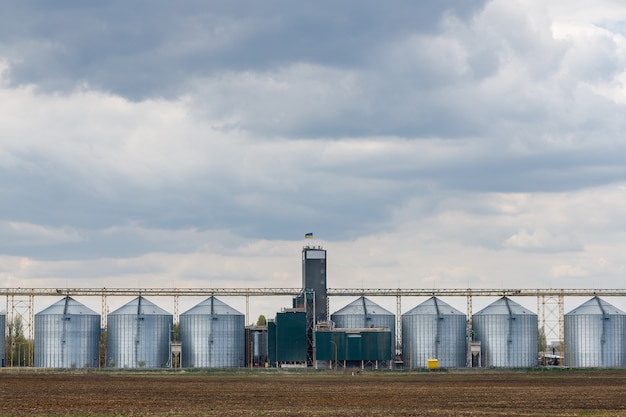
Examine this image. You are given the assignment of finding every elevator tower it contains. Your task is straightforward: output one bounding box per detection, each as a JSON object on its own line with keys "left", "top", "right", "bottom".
{"left": 302, "top": 246, "right": 327, "bottom": 366}
{"left": 302, "top": 246, "right": 327, "bottom": 323}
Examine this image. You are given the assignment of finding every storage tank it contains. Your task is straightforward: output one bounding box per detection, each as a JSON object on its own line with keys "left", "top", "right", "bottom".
{"left": 34, "top": 296, "right": 101, "bottom": 368}
{"left": 179, "top": 296, "right": 245, "bottom": 368}
{"left": 472, "top": 297, "right": 537, "bottom": 368}
{"left": 331, "top": 296, "right": 396, "bottom": 354}
{"left": 107, "top": 296, "right": 173, "bottom": 368}
{"left": 402, "top": 297, "right": 466, "bottom": 368}
{"left": 564, "top": 296, "right": 626, "bottom": 367}
{"left": 245, "top": 326, "right": 268, "bottom": 367}
{"left": 251, "top": 328, "right": 267, "bottom": 366}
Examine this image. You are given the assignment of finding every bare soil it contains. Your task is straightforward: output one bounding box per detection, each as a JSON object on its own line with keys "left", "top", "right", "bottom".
{"left": 0, "top": 369, "right": 625, "bottom": 416}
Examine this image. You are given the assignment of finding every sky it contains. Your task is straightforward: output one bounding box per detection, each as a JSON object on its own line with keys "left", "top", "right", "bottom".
{"left": 2, "top": 0, "right": 626, "bottom": 323}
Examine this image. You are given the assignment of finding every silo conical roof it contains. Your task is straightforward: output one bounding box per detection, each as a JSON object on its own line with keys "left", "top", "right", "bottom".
{"left": 474, "top": 296, "right": 534, "bottom": 315}
{"left": 332, "top": 296, "right": 393, "bottom": 316}
{"left": 109, "top": 296, "right": 170, "bottom": 316}
{"left": 566, "top": 296, "right": 626, "bottom": 316}
{"left": 404, "top": 296, "right": 464, "bottom": 316}
{"left": 181, "top": 296, "right": 243, "bottom": 316}
{"left": 36, "top": 296, "right": 98, "bottom": 316}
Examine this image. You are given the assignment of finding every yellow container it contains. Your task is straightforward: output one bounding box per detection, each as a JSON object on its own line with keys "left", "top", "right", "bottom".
{"left": 427, "top": 359, "right": 439, "bottom": 369}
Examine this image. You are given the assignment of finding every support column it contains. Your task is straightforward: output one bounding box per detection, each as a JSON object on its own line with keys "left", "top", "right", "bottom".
{"left": 305, "top": 289, "right": 316, "bottom": 366}
{"left": 7, "top": 294, "right": 34, "bottom": 366}
{"left": 101, "top": 294, "right": 108, "bottom": 328}
{"left": 395, "top": 294, "right": 402, "bottom": 358}
{"left": 173, "top": 295, "right": 179, "bottom": 324}
{"left": 246, "top": 294, "right": 250, "bottom": 325}
{"left": 538, "top": 294, "right": 564, "bottom": 345}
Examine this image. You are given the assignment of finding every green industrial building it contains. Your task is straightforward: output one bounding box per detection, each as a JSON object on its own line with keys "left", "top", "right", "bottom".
{"left": 271, "top": 310, "right": 308, "bottom": 364}
{"left": 316, "top": 329, "right": 393, "bottom": 366}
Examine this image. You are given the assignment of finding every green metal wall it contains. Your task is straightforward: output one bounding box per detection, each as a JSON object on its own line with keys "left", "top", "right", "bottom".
{"left": 267, "top": 321, "right": 277, "bottom": 366}
{"left": 316, "top": 331, "right": 392, "bottom": 361}
{"left": 276, "top": 311, "right": 307, "bottom": 362}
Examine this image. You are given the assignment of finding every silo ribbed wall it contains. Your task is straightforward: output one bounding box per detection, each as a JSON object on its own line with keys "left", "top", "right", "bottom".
{"left": 180, "top": 313, "right": 245, "bottom": 368}
{"left": 402, "top": 312, "right": 466, "bottom": 368}
{"left": 564, "top": 301, "right": 626, "bottom": 367}
{"left": 472, "top": 313, "right": 537, "bottom": 367}
{"left": 107, "top": 314, "right": 172, "bottom": 368}
{"left": 34, "top": 313, "right": 100, "bottom": 368}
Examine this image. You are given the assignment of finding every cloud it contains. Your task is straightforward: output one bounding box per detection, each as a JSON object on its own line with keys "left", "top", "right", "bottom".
{"left": 0, "top": 222, "right": 83, "bottom": 246}
{"left": 550, "top": 264, "right": 588, "bottom": 278}
{"left": 0, "top": 1, "right": 489, "bottom": 99}
{"left": 503, "top": 228, "right": 582, "bottom": 253}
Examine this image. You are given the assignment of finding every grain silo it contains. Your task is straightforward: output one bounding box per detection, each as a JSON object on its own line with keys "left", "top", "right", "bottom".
{"left": 402, "top": 297, "right": 467, "bottom": 368}
{"left": 107, "top": 296, "right": 173, "bottom": 368}
{"left": 34, "top": 296, "right": 101, "bottom": 368}
{"left": 179, "top": 296, "right": 245, "bottom": 368}
{"left": 564, "top": 296, "right": 626, "bottom": 367}
{"left": 331, "top": 296, "right": 396, "bottom": 354}
{"left": 472, "top": 297, "right": 537, "bottom": 368}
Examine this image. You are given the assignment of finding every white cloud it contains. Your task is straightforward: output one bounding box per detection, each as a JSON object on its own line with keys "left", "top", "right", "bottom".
{"left": 503, "top": 228, "right": 582, "bottom": 252}
{"left": 0, "top": 222, "right": 82, "bottom": 246}
{"left": 0, "top": 84, "right": 239, "bottom": 189}
{"left": 550, "top": 264, "right": 588, "bottom": 278}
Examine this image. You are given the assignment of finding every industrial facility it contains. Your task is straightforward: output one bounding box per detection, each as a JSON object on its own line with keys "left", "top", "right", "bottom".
{"left": 3, "top": 245, "right": 626, "bottom": 369}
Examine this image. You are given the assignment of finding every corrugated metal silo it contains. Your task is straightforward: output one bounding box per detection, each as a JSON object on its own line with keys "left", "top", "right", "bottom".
{"left": 331, "top": 296, "right": 396, "bottom": 354}
{"left": 34, "top": 296, "right": 101, "bottom": 368}
{"left": 402, "top": 297, "right": 467, "bottom": 368}
{"left": 565, "top": 296, "right": 626, "bottom": 367}
{"left": 472, "top": 297, "right": 537, "bottom": 367}
{"left": 107, "top": 296, "right": 173, "bottom": 368}
{"left": 180, "top": 296, "right": 245, "bottom": 368}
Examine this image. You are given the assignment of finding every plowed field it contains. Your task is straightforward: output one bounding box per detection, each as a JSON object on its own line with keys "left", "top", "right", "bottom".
{"left": 0, "top": 370, "right": 625, "bottom": 416}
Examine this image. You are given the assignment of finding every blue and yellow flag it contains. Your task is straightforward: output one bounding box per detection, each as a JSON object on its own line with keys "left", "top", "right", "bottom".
{"left": 305, "top": 233, "right": 313, "bottom": 239}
